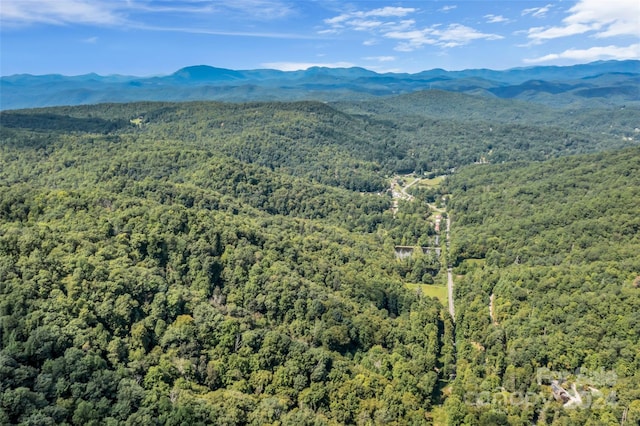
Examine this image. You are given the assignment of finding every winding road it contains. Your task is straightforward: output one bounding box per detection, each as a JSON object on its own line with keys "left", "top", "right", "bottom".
{"left": 400, "top": 177, "right": 419, "bottom": 200}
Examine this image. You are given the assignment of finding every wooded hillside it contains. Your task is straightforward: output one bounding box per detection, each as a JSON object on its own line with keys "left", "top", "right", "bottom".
{"left": 446, "top": 147, "right": 640, "bottom": 425}
{"left": 0, "top": 102, "right": 452, "bottom": 424}
{"left": 1, "top": 99, "right": 639, "bottom": 424}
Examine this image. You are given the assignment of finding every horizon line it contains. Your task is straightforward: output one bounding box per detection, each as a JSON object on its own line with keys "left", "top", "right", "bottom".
{"left": 1, "top": 58, "right": 636, "bottom": 79}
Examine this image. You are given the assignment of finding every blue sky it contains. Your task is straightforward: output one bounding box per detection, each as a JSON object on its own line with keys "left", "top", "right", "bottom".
{"left": 1, "top": 0, "right": 638, "bottom": 76}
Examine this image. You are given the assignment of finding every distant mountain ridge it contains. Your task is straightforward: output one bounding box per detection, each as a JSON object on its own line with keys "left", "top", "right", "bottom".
{"left": 1, "top": 60, "right": 638, "bottom": 110}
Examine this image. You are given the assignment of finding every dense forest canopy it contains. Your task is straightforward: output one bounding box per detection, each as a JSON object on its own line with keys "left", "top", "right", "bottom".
{"left": 2, "top": 97, "right": 637, "bottom": 179}
{"left": 445, "top": 147, "right": 640, "bottom": 425}
{"left": 0, "top": 96, "right": 639, "bottom": 425}
{"left": 0, "top": 101, "right": 453, "bottom": 425}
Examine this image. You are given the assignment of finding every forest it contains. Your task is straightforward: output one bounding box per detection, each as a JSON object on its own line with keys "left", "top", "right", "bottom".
{"left": 445, "top": 147, "right": 640, "bottom": 425}
{"left": 0, "top": 97, "right": 639, "bottom": 425}
{"left": 0, "top": 102, "right": 450, "bottom": 425}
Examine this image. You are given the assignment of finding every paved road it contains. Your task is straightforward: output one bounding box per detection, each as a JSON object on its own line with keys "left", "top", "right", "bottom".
{"left": 400, "top": 177, "right": 419, "bottom": 200}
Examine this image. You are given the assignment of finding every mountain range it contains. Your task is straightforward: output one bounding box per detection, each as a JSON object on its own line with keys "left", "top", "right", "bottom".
{"left": 1, "top": 60, "right": 638, "bottom": 110}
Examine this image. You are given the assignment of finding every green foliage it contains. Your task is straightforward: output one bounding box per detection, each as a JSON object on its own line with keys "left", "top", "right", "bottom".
{"left": 0, "top": 101, "right": 450, "bottom": 424}
{"left": 4, "top": 94, "right": 636, "bottom": 181}
{"left": 339, "top": 94, "right": 638, "bottom": 174}
{"left": 1, "top": 98, "right": 638, "bottom": 424}
{"left": 447, "top": 147, "right": 640, "bottom": 424}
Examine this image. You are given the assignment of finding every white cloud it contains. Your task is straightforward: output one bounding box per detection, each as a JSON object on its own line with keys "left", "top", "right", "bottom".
{"left": 317, "top": 28, "right": 339, "bottom": 35}
{"left": 439, "top": 5, "right": 457, "bottom": 13}
{"left": 220, "top": 0, "right": 294, "bottom": 20}
{"left": 485, "top": 14, "right": 510, "bottom": 24}
{"left": 436, "top": 24, "right": 504, "bottom": 47}
{"left": 124, "top": 1, "right": 215, "bottom": 15}
{"left": 0, "top": 0, "right": 294, "bottom": 27}
{"left": 362, "top": 7, "right": 416, "bottom": 18}
{"left": 522, "top": 4, "right": 552, "bottom": 18}
{"left": 324, "top": 6, "right": 415, "bottom": 24}
{"left": 322, "top": 5, "right": 501, "bottom": 52}
{"left": 134, "top": 24, "right": 316, "bottom": 39}
{"left": 527, "top": 0, "right": 640, "bottom": 43}
{"left": 18, "top": 0, "right": 292, "bottom": 39}
{"left": 524, "top": 43, "right": 640, "bottom": 63}
{"left": 383, "top": 19, "right": 416, "bottom": 32}
{"left": 261, "top": 61, "right": 356, "bottom": 71}
{"left": 1, "top": 0, "right": 123, "bottom": 26}
{"left": 363, "top": 56, "right": 396, "bottom": 62}
{"left": 82, "top": 36, "right": 98, "bottom": 44}
{"left": 348, "top": 19, "right": 384, "bottom": 31}
{"left": 324, "top": 6, "right": 416, "bottom": 29}
{"left": 372, "top": 6, "right": 417, "bottom": 17}
{"left": 143, "top": 0, "right": 294, "bottom": 20}
{"left": 528, "top": 23, "right": 594, "bottom": 42}
{"left": 386, "top": 29, "right": 436, "bottom": 50}
{"left": 386, "top": 24, "right": 503, "bottom": 51}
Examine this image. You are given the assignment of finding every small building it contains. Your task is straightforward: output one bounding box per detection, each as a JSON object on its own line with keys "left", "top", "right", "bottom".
{"left": 434, "top": 215, "right": 442, "bottom": 233}
{"left": 551, "top": 381, "right": 570, "bottom": 404}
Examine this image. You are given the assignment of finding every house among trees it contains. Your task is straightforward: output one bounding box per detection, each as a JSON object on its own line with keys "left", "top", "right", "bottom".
{"left": 435, "top": 215, "right": 442, "bottom": 233}
{"left": 551, "top": 381, "right": 571, "bottom": 404}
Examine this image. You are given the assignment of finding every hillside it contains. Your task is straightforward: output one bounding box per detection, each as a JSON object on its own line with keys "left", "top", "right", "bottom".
{"left": 0, "top": 102, "right": 452, "bottom": 424}
{"left": 337, "top": 89, "right": 640, "bottom": 137}
{"left": 3, "top": 98, "right": 637, "bottom": 180}
{"left": 1, "top": 60, "right": 638, "bottom": 110}
{"left": 1, "top": 100, "right": 640, "bottom": 424}
{"left": 444, "top": 147, "right": 640, "bottom": 424}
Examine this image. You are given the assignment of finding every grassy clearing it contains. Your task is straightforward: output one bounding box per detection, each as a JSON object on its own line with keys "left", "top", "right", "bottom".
{"left": 406, "top": 283, "right": 448, "bottom": 304}
{"left": 418, "top": 175, "right": 446, "bottom": 188}
{"left": 464, "top": 258, "right": 486, "bottom": 267}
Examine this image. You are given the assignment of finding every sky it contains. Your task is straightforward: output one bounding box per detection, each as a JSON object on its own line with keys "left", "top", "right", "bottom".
{"left": 1, "top": 0, "right": 639, "bottom": 76}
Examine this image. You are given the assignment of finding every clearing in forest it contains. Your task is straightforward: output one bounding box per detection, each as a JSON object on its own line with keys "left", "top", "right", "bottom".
{"left": 406, "top": 283, "right": 448, "bottom": 304}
